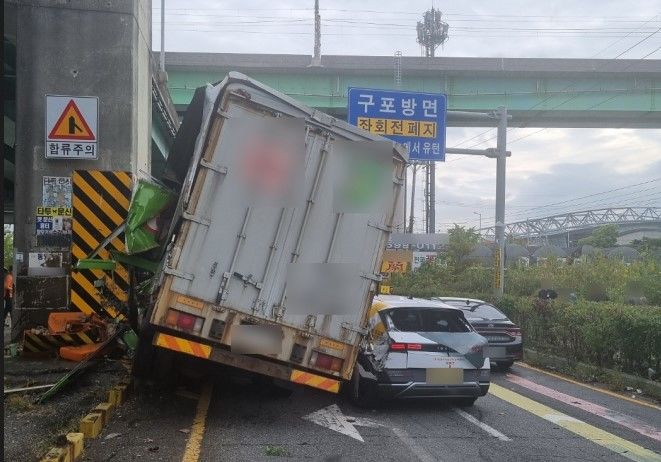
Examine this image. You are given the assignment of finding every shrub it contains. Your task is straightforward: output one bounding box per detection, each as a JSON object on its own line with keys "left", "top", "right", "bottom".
{"left": 497, "top": 296, "right": 661, "bottom": 378}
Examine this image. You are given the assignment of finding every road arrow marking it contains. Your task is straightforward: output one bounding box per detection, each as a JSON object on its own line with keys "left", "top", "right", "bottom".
{"left": 302, "top": 404, "right": 384, "bottom": 442}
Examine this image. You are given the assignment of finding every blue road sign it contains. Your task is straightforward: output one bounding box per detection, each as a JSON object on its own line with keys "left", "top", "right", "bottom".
{"left": 347, "top": 88, "right": 447, "bottom": 162}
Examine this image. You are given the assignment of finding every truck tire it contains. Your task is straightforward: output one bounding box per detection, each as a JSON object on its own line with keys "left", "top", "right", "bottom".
{"left": 350, "top": 366, "right": 380, "bottom": 408}
{"left": 132, "top": 331, "right": 177, "bottom": 392}
{"left": 497, "top": 360, "right": 514, "bottom": 371}
{"left": 132, "top": 325, "right": 157, "bottom": 382}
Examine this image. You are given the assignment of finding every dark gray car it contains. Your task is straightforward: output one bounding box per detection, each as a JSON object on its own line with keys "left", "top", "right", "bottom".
{"left": 433, "top": 297, "right": 523, "bottom": 369}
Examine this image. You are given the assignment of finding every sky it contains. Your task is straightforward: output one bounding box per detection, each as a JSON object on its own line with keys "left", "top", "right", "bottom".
{"left": 152, "top": 0, "right": 661, "bottom": 233}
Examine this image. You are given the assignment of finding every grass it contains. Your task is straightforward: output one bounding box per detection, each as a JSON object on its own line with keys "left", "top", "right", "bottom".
{"left": 265, "top": 445, "right": 289, "bottom": 457}
{"left": 6, "top": 394, "right": 34, "bottom": 413}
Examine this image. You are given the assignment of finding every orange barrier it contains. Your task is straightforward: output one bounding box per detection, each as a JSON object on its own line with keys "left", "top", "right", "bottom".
{"left": 48, "top": 312, "right": 88, "bottom": 334}
{"left": 59, "top": 343, "right": 102, "bottom": 362}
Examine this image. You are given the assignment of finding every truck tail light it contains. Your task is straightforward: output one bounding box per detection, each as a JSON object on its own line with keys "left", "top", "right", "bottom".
{"left": 310, "top": 351, "right": 344, "bottom": 372}
{"left": 165, "top": 309, "right": 204, "bottom": 335}
{"left": 389, "top": 342, "right": 423, "bottom": 351}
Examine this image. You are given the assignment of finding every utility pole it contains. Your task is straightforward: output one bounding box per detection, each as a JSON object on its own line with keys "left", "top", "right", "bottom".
{"left": 311, "top": 0, "right": 322, "bottom": 66}
{"left": 474, "top": 211, "right": 482, "bottom": 236}
{"left": 416, "top": 8, "right": 448, "bottom": 234}
{"left": 394, "top": 51, "right": 406, "bottom": 230}
{"left": 408, "top": 164, "right": 417, "bottom": 233}
{"left": 160, "top": 0, "right": 166, "bottom": 74}
{"left": 494, "top": 106, "right": 508, "bottom": 297}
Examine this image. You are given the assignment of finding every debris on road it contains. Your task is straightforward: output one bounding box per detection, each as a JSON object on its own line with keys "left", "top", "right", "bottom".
{"left": 4, "top": 383, "right": 56, "bottom": 395}
{"left": 36, "top": 325, "right": 128, "bottom": 404}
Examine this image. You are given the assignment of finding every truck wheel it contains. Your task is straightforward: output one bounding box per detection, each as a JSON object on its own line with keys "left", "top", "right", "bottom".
{"left": 497, "top": 360, "right": 514, "bottom": 371}
{"left": 350, "top": 366, "right": 380, "bottom": 408}
{"left": 132, "top": 325, "right": 158, "bottom": 383}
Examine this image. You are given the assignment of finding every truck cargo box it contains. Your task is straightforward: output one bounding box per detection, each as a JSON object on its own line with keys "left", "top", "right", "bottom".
{"left": 147, "top": 72, "right": 406, "bottom": 391}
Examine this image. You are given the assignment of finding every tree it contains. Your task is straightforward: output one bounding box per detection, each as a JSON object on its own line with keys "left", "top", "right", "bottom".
{"left": 446, "top": 225, "right": 480, "bottom": 270}
{"left": 578, "top": 224, "right": 619, "bottom": 248}
{"left": 4, "top": 226, "right": 13, "bottom": 269}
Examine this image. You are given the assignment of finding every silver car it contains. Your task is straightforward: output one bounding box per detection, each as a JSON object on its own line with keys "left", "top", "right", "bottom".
{"left": 350, "top": 295, "right": 490, "bottom": 407}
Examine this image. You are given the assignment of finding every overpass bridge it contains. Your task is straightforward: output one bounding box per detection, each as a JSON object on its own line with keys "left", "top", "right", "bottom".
{"left": 164, "top": 52, "right": 661, "bottom": 128}
{"left": 4, "top": 49, "right": 661, "bottom": 221}
{"left": 480, "top": 207, "right": 661, "bottom": 247}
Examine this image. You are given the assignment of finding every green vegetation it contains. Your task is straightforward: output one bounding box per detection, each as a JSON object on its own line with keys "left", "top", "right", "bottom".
{"left": 497, "top": 296, "right": 661, "bottom": 378}
{"left": 578, "top": 224, "right": 619, "bottom": 248}
{"left": 4, "top": 225, "right": 13, "bottom": 268}
{"left": 388, "top": 225, "right": 661, "bottom": 380}
{"left": 6, "top": 394, "right": 34, "bottom": 413}
{"left": 265, "top": 445, "right": 289, "bottom": 457}
{"left": 446, "top": 225, "right": 481, "bottom": 271}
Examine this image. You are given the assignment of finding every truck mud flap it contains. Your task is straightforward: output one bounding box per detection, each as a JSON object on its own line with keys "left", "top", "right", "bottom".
{"left": 152, "top": 332, "right": 340, "bottom": 394}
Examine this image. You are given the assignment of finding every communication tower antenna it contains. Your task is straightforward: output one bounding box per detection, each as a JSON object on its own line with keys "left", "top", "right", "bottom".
{"left": 416, "top": 8, "right": 449, "bottom": 233}
{"left": 416, "top": 7, "right": 449, "bottom": 58}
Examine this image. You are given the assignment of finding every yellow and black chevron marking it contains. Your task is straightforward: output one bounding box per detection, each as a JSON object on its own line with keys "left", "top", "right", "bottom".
{"left": 22, "top": 330, "right": 100, "bottom": 354}
{"left": 290, "top": 369, "right": 341, "bottom": 393}
{"left": 70, "top": 170, "right": 132, "bottom": 319}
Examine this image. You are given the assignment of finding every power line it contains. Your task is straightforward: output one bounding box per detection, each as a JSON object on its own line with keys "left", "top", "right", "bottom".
{"left": 465, "top": 178, "right": 661, "bottom": 225}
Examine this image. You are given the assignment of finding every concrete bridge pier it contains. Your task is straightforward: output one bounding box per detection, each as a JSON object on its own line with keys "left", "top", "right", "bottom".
{"left": 10, "top": 0, "right": 152, "bottom": 340}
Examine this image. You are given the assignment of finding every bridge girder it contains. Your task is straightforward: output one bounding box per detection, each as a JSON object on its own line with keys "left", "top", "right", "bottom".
{"left": 481, "top": 207, "right": 661, "bottom": 241}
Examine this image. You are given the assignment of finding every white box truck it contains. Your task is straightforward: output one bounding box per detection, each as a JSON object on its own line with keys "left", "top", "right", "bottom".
{"left": 136, "top": 73, "right": 406, "bottom": 393}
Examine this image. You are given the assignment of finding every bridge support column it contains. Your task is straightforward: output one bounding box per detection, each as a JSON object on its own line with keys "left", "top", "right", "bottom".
{"left": 11, "top": 0, "right": 152, "bottom": 340}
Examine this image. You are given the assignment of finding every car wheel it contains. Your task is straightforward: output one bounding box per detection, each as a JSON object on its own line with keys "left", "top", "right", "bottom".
{"left": 350, "top": 366, "right": 380, "bottom": 408}
{"left": 498, "top": 360, "right": 514, "bottom": 370}
{"left": 456, "top": 397, "right": 477, "bottom": 407}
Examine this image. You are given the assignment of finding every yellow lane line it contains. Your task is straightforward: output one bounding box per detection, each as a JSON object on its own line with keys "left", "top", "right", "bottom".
{"left": 181, "top": 382, "right": 214, "bottom": 462}
{"left": 517, "top": 362, "right": 661, "bottom": 411}
{"left": 490, "top": 383, "right": 661, "bottom": 462}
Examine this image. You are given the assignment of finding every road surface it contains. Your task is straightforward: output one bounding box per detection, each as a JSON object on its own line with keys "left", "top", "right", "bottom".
{"left": 86, "top": 363, "right": 661, "bottom": 462}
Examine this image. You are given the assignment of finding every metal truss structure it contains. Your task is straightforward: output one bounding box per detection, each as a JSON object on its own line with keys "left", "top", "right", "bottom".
{"left": 480, "top": 207, "right": 661, "bottom": 240}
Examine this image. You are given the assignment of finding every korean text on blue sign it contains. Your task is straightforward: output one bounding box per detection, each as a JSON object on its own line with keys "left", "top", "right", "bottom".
{"left": 347, "top": 88, "right": 447, "bottom": 162}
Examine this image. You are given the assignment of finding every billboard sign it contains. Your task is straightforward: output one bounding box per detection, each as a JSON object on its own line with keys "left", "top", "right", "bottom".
{"left": 348, "top": 88, "right": 447, "bottom": 162}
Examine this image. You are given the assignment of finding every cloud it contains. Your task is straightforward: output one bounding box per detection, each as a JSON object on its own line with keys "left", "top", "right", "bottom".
{"left": 154, "top": 0, "right": 661, "bottom": 232}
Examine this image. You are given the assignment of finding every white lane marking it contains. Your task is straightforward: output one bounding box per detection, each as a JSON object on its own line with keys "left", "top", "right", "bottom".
{"left": 391, "top": 427, "right": 440, "bottom": 462}
{"left": 302, "top": 404, "right": 365, "bottom": 442}
{"left": 346, "top": 416, "right": 385, "bottom": 428}
{"left": 453, "top": 408, "right": 512, "bottom": 442}
{"left": 544, "top": 414, "right": 581, "bottom": 425}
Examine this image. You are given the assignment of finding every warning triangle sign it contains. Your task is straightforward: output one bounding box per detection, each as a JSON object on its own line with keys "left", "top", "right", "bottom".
{"left": 48, "top": 100, "right": 96, "bottom": 141}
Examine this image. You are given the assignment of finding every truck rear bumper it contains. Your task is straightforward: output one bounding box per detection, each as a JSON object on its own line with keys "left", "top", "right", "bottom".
{"left": 152, "top": 331, "right": 341, "bottom": 394}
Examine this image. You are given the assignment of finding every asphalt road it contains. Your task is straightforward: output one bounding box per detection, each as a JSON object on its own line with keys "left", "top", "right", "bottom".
{"left": 85, "top": 363, "right": 661, "bottom": 462}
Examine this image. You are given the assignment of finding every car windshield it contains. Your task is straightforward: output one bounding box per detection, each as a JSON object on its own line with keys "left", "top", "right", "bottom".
{"left": 384, "top": 308, "right": 472, "bottom": 333}
{"left": 442, "top": 301, "right": 508, "bottom": 321}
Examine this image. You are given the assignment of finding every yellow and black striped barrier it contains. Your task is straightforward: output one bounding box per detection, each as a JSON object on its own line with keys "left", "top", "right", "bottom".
{"left": 22, "top": 330, "right": 101, "bottom": 354}
{"left": 70, "top": 170, "right": 133, "bottom": 319}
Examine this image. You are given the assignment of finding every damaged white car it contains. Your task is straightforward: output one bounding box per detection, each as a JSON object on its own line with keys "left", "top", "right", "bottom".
{"left": 349, "top": 295, "right": 490, "bottom": 407}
